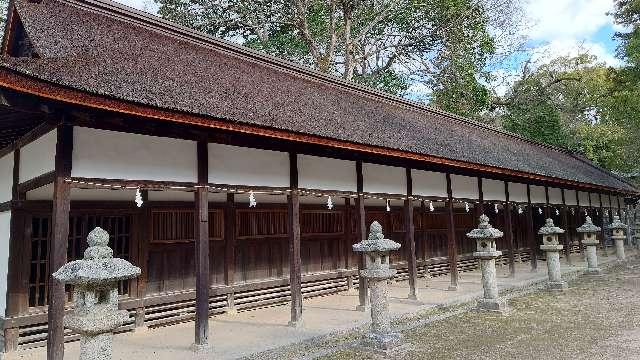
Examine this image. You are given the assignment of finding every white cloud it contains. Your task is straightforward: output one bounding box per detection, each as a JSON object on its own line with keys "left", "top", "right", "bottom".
{"left": 526, "top": 0, "right": 614, "bottom": 41}
{"left": 113, "top": 0, "right": 158, "bottom": 13}
{"left": 531, "top": 39, "right": 622, "bottom": 67}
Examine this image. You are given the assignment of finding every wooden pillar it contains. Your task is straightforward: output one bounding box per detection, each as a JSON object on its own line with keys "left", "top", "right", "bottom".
{"left": 504, "top": 182, "right": 515, "bottom": 276}
{"left": 544, "top": 186, "right": 551, "bottom": 218}
{"left": 134, "top": 189, "right": 149, "bottom": 329}
{"left": 526, "top": 185, "right": 537, "bottom": 271}
{"left": 561, "top": 189, "right": 572, "bottom": 265}
{"left": 194, "top": 141, "right": 210, "bottom": 348}
{"left": 445, "top": 174, "right": 458, "bottom": 290}
{"left": 420, "top": 200, "right": 427, "bottom": 269}
{"left": 476, "top": 177, "right": 484, "bottom": 220}
{"left": 288, "top": 153, "right": 303, "bottom": 327}
{"left": 224, "top": 193, "right": 236, "bottom": 312}
{"left": 47, "top": 124, "right": 73, "bottom": 360}
{"left": 405, "top": 168, "right": 418, "bottom": 300}
{"left": 355, "top": 161, "right": 369, "bottom": 311}
{"left": 344, "top": 197, "right": 353, "bottom": 289}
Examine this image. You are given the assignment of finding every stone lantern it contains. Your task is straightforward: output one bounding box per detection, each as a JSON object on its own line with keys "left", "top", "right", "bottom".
{"left": 353, "top": 221, "right": 402, "bottom": 350}
{"left": 467, "top": 214, "right": 508, "bottom": 312}
{"left": 576, "top": 216, "right": 602, "bottom": 275}
{"left": 610, "top": 215, "right": 627, "bottom": 261}
{"left": 538, "top": 218, "right": 567, "bottom": 291}
{"left": 53, "top": 227, "right": 141, "bottom": 360}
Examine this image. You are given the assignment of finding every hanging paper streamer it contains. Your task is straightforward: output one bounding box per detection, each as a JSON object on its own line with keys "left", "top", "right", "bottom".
{"left": 465, "top": 202, "right": 470, "bottom": 213}
{"left": 584, "top": 209, "right": 588, "bottom": 216}
{"left": 596, "top": 209, "right": 599, "bottom": 215}
{"left": 249, "top": 191, "right": 257, "bottom": 208}
{"left": 386, "top": 199, "right": 391, "bottom": 212}
{"left": 429, "top": 200, "right": 434, "bottom": 212}
{"left": 555, "top": 208, "right": 559, "bottom": 216}
{"left": 538, "top": 207, "right": 543, "bottom": 215}
{"left": 571, "top": 208, "right": 575, "bottom": 215}
{"left": 518, "top": 205, "right": 523, "bottom": 214}
{"left": 327, "top": 196, "right": 334, "bottom": 210}
{"left": 134, "top": 187, "right": 144, "bottom": 208}
{"left": 494, "top": 203, "right": 499, "bottom": 213}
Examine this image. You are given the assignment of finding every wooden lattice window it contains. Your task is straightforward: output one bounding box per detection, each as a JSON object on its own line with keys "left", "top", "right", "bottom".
{"left": 301, "top": 210, "right": 343, "bottom": 236}
{"left": 236, "top": 209, "right": 288, "bottom": 239}
{"left": 29, "top": 216, "right": 50, "bottom": 308}
{"left": 151, "top": 209, "right": 224, "bottom": 243}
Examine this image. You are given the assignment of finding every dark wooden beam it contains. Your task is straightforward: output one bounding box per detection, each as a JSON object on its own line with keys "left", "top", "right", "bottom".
{"left": 544, "top": 186, "right": 551, "bottom": 218}
{"left": 405, "top": 168, "right": 418, "bottom": 300}
{"left": 355, "top": 160, "right": 369, "bottom": 310}
{"left": 134, "top": 189, "right": 149, "bottom": 328}
{"left": 526, "top": 184, "right": 537, "bottom": 271}
{"left": 194, "top": 141, "right": 209, "bottom": 348}
{"left": 343, "top": 197, "right": 352, "bottom": 273}
{"left": 504, "top": 181, "right": 515, "bottom": 276}
{"left": 476, "top": 177, "right": 484, "bottom": 220}
{"left": 16, "top": 170, "right": 55, "bottom": 194}
{"left": 445, "top": 173, "right": 458, "bottom": 290}
{"left": 561, "top": 189, "right": 571, "bottom": 265}
{"left": 288, "top": 152, "right": 302, "bottom": 327}
{"left": 47, "top": 123, "right": 73, "bottom": 360}
{"left": 224, "top": 193, "right": 236, "bottom": 311}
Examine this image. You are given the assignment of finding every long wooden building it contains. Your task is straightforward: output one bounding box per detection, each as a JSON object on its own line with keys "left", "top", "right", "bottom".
{"left": 0, "top": 0, "right": 636, "bottom": 358}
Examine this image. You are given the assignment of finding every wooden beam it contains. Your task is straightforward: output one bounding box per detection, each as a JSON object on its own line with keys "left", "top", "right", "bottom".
{"left": 544, "top": 186, "right": 551, "bottom": 218}
{"left": 16, "top": 170, "right": 55, "bottom": 194}
{"left": 526, "top": 184, "right": 537, "bottom": 271}
{"left": 405, "top": 168, "right": 418, "bottom": 300}
{"left": 194, "top": 141, "right": 209, "bottom": 348}
{"left": 355, "top": 160, "right": 369, "bottom": 311}
{"left": 288, "top": 152, "right": 302, "bottom": 327}
{"left": 445, "top": 173, "right": 458, "bottom": 290}
{"left": 47, "top": 123, "right": 72, "bottom": 360}
{"left": 224, "top": 193, "right": 236, "bottom": 311}
{"left": 561, "top": 189, "right": 571, "bottom": 265}
{"left": 504, "top": 181, "right": 515, "bottom": 276}
{"left": 476, "top": 177, "right": 484, "bottom": 220}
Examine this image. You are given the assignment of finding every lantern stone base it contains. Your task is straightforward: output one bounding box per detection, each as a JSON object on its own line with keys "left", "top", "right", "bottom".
{"left": 614, "top": 238, "right": 626, "bottom": 262}
{"left": 191, "top": 342, "right": 212, "bottom": 354}
{"left": 364, "top": 331, "right": 403, "bottom": 351}
{"left": 547, "top": 281, "right": 568, "bottom": 291}
{"left": 583, "top": 267, "right": 603, "bottom": 276}
{"left": 476, "top": 298, "right": 509, "bottom": 313}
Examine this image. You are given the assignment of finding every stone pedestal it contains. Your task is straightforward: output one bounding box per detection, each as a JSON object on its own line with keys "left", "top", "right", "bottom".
{"left": 53, "top": 228, "right": 141, "bottom": 360}
{"left": 538, "top": 219, "right": 567, "bottom": 291}
{"left": 467, "top": 214, "right": 508, "bottom": 313}
{"left": 353, "top": 221, "right": 402, "bottom": 350}
{"left": 577, "top": 216, "right": 602, "bottom": 276}
{"left": 610, "top": 216, "right": 627, "bottom": 262}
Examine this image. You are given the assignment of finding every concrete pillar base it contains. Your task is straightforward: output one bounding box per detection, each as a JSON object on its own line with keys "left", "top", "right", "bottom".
{"left": 548, "top": 281, "right": 568, "bottom": 291}
{"left": 355, "top": 304, "right": 370, "bottom": 312}
{"left": 191, "top": 342, "right": 212, "bottom": 354}
{"left": 447, "top": 285, "right": 458, "bottom": 291}
{"left": 583, "top": 268, "right": 603, "bottom": 276}
{"left": 407, "top": 293, "right": 418, "bottom": 301}
{"left": 287, "top": 319, "right": 304, "bottom": 328}
{"left": 476, "top": 298, "right": 509, "bottom": 313}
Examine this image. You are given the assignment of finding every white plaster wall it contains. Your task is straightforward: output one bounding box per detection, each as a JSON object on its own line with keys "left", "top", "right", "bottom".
{"left": 548, "top": 188, "right": 563, "bottom": 204}
{"left": 26, "top": 184, "right": 52, "bottom": 200}
{"left": 19, "top": 130, "right": 56, "bottom": 183}
{"left": 530, "top": 185, "right": 546, "bottom": 204}
{"left": 412, "top": 170, "right": 446, "bottom": 198}
{"left": 450, "top": 175, "right": 478, "bottom": 199}
{"left": 590, "top": 193, "right": 601, "bottom": 207}
{"left": 508, "top": 183, "right": 528, "bottom": 203}
{"left": 482, "top": 179, "right": 505, "bottom": 201}
{"left": 0, "top": 211, "right": 11, "bottom": 317}
{"left": 209, "top": 143, "right": 289, "bottom": 188}
{"left": 578, "top": 191, "right": 590, "bottom": 206}
{"left": 362, "top": 163, "right": 406, "bottom": 195}
{"left": 298, "top": 155, "right": 356, "bottom": 192}
{"left": 72, "top": 127, "right": 197, "bottom": 182}
{"left": 564, "top": 190, "right": 577, "bottom": 205}
{"left": 0, "top": 152, "right": 13, "bottom": 203}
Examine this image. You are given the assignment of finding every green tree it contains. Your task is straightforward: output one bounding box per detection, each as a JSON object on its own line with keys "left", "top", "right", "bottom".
{"left": 155, "top": 0, "right": 498, "bottom": 107}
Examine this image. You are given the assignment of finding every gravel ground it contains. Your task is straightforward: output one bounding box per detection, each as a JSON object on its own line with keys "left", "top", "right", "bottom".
{"left": 248, "top": 257, "right": 640, "bottom": 360}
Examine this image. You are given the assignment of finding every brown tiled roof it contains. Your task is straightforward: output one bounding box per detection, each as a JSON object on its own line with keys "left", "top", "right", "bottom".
{"left": 1, "top": 0, "right": 636, "bottom": 192}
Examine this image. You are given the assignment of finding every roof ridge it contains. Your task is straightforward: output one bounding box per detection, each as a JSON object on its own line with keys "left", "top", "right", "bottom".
{"left": 58, "top": 0, "right": 576, "bottom": 156}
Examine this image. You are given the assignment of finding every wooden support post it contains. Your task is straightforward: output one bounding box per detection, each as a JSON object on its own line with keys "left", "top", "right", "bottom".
{"left": 288, "top": 153, "right": 303, "bottom": 327}
{"left": 344, "top": 197, "right": 353, "bottom": 289}
{"left": 355, "top": 161, "right": 369, "bottom": 311}
{"left": 476, "top": 177, "right": 484, "bottom": 220}
{"left": 47, "top": 124, "right": 73, "bottom": 360}
{"left": 561, "top": 190, "right": 572, "bottom": 265}
{"left": 445, "top": 174, "right": 458, "bottom": 291}
{"left": 504, "top": 182, "right": 515, "bottom": 276}
{"left": 194, "top": 141, "right": 210, "bottom": 349}
{"left": 134, "top": 189, "right": 149, "bottom": 330}
{"left": 544, "top": 186, "right": 551, "bottom": 218}
{"left": 526, "top": 185, "right": 537, "bottom": 271}
{"left": 405, "top": 168, "right": 418, "bottom": 300}
{"left": 421, "top": 200, "right": 428, "bottom": 275}
{"left": 225, "top": 193, "right": 236, "bottom": 312}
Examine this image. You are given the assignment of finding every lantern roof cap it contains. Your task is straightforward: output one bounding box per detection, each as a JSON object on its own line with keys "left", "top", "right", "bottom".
{"left": 610, "top": 215, "right": 626, "bottom": 229}
{"left": 353, "top": 221, "right": 401, "bottom": 253}
{"left": 538, "top": 218, "right": 565, "bottom": 235}
{"left": 576, "top": 216, "right": 601, "bottom": 233}
{"left": 466, "top": 214, "right": 503, "bottom": 239}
